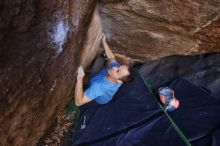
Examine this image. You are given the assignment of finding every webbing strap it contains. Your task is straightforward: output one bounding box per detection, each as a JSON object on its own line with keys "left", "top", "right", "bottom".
{"left": 164, "top": 109, "right": 192, "bottom": 146}
{"left": 142, "top": 77, "right": 192, "bottom": 146}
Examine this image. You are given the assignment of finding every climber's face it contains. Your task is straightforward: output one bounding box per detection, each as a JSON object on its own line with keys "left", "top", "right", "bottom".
{"left": 159, "top": 94, "right": 166, "bottom": 104}
{"left": 108, "top": 65, "right": 130, "bottom": 81}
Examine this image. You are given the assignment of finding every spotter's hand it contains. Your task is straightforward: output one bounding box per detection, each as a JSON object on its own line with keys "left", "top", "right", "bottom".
{"left": 77, "top": 66, "right": 85, "bottom": 79}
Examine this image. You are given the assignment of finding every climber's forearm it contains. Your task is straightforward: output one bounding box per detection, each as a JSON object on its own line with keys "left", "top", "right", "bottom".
{"left": 75, "top": 77, "right": 84, "bottom": 106}
{"left": 102, "top": 39, "right": 116, "bottom": 61}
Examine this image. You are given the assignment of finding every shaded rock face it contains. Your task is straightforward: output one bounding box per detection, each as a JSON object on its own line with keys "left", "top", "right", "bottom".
{"left": 0, "top": 0, "right": 97, "bottom": 146}
{"left": 100, "top": 0, "right": 220, "bottom": 60}
{"left": 80, "top": 8, "right": 103, "bottom": 69}
{"left": 138, "top": 53, "right": 220, "bottom": 99}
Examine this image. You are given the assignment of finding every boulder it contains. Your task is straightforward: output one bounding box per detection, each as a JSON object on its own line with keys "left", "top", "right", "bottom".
{"left": 100, "top": 0, "right": 220, "bottom": 60}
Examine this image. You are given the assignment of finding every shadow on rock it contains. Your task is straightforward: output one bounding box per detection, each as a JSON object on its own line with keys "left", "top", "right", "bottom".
{"left": 138, "top": 53, "right": 220, "bottom": 99}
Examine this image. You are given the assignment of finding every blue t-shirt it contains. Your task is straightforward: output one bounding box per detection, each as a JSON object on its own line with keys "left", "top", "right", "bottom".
{"left": 85, "top": 61, "right": 121, "bottom": 104}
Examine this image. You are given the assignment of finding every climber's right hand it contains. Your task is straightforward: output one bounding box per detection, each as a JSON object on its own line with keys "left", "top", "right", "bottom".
{"left": 77, "top": 66, "right": 85, "bottom": 79}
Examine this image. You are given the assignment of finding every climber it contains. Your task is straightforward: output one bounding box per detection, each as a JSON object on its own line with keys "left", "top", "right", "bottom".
{"left": 75, "top": 34, "right": 134, "bottom": 106}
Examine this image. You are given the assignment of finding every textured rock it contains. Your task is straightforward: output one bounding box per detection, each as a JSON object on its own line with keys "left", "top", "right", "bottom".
{"left": 100, "top": 0, "right": 220, "bottom": 60}
{"left": 80, "top": 8, "right": 103, "bottom": 69}
{"left": 194, "top": 18, "right": 220, "bottom": 53}
{"left": 0, "top": 0, "right": 97, "bottom": 146}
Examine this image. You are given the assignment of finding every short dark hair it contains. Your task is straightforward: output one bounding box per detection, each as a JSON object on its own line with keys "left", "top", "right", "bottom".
{"left": 120, "top": 65, "right": 135, "bottom": 82}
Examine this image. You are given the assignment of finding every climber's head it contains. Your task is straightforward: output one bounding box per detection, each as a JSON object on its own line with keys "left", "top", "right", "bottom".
{"left": 107, "top": 64, "right": 134, "bottom": 83}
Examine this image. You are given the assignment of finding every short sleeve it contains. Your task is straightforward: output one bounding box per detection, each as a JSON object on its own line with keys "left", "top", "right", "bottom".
{"left": 85, "top": 83, "right": 102, "bottom": 100}
{"left": 111, "top": 60, "right": 120, "bottom": 67}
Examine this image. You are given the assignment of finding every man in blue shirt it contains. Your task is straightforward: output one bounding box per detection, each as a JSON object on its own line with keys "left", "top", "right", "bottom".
{"left": 75, "top": 35, "right": 133, "bottom": 106}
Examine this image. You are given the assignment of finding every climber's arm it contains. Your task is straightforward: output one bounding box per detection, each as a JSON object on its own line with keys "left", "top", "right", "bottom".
{"left": 102, "top": 34, "right": 116, "bottom": 61}
{"left": 75, "top": 66, "right": 91, "bottom": 106}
